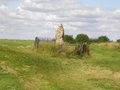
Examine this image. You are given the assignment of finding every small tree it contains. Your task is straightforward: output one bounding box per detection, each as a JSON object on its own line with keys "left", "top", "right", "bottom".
{"left": 98, "top": 36, "right": 109, "bottom": 42}
{"left": 64, "top": 35, "right": 75, "bottom": 43}
{"left": 75, "top": 34, "right": 89, "bottom": 43}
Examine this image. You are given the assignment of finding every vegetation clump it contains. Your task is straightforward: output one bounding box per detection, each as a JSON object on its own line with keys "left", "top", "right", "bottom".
{"left": 117, "top": 39, "right": 120, "bottom": 43}
{"left": 98, "top": 36, "right": 110, "bottom": 42}
{"left": 64, "top": 35, "right": 75, "bottom": 44}
{"left": 75, "top": 34, "right": 89, "bottom": 43}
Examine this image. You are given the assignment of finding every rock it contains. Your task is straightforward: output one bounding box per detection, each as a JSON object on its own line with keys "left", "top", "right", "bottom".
{"left": 74, "top": 43, "right": 90, "bottom": 56}
{"left": 34, "top": 37, "right": 40, "bottom": 49}
{"left": 55, "top": 24, "right": 64, "bottom": 52}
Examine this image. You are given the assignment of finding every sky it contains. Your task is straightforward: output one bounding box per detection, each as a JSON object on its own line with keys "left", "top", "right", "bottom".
{"left": 79, "top": 0, "right": 120, "bottom": 9}
{"left": 0, "top": 0, "right": 120, "bottom": 40}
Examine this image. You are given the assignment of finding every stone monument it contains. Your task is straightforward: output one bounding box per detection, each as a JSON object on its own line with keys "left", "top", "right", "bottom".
{"left": 55, "top": 24, "right": 64, "bottom": 52}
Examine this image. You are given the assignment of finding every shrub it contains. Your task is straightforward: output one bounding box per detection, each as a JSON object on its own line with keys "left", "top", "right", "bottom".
{"left": 98, "top": 36, "right": 110, "bottom": 42}
{"left": 75, "top": 34, "right": 89, "bottom": 43}
{"left": 64, "top": 35, "right": 75, "bottom": 43}
{"left": 117, "top": 39, "right": 120, "bottom": 43}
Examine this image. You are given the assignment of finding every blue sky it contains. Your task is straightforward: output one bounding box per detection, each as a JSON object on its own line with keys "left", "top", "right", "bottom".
{"left": 5, "top": 0, "right": 120, "bottom": 9}
{"left": 3, "top": 0, "right": 21, "bottom": 9}
{"left": 79, "top": 0, "right": 120, "bottom": 9}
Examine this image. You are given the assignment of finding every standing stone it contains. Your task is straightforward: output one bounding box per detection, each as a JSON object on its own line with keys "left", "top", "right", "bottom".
{"left": 74, "top": 43, "right": 90, "bottom": 56}
{"left": 55, "top": 24, "right": 64, "bottom": 52}
{"left": 34, "top": 37, "right": 40, "bottom": 49}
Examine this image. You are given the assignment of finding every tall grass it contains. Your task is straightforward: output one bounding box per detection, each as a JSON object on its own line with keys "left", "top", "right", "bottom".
{"left": 37, "top": 41, "right": 57, "bottom": 56}
{"left": 36, "top": 41, "right": 87, "bottom": 58}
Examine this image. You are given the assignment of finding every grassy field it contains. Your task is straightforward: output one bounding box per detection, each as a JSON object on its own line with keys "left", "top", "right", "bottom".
{"left": 0, "top": 39, "right": 120, "bottom": 90}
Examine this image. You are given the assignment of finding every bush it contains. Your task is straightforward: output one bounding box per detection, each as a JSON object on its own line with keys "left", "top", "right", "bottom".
{"left": 117, "top": 39, "right": 120, "bottom": 43}
{"left": 75, "top": 34, "right": 89, "bottom": 43}
{"left": 98, "top": 36, "right": 110, "bottom": 42}
{"left": 64, "top": 35, "right": 75, "bottom": 43}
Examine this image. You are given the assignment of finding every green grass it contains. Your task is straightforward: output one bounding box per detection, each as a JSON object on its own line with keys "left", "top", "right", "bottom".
{"left": 0, "top": 40, "right": 120, "bottom": 90}
{"left": 0, "top": 73, "right": 24, "bottom": 90}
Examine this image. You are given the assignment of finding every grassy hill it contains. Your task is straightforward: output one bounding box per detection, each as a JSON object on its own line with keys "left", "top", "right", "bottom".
{"left": 0, "top": 39, "right": 120, "bottom": 90}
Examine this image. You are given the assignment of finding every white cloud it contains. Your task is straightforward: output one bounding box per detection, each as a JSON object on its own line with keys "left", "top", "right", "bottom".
{"left": 0, "top": 0, "right": 120, "bottom": 40}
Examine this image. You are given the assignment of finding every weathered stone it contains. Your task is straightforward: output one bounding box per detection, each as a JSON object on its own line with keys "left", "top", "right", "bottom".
{"left": 34, "top": 37, "right": 40, "bottom": 49}
{"left": 55, "top": 24, "right": 64, "bottom": 52}
{"left": 74, "top": 44, "right": 83, "bottom": 55}
{"left": 74, "top": 43, "right": 90, "bottom": 56}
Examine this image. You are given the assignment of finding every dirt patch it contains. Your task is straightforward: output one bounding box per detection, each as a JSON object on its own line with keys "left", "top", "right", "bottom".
{"left": 97, "top": 42, "right": 120, "bottom": 48}
{"left": 112, "top": 72, "right": 120, "bottom": 78}
{"left": 0, "top": 61, "right": 17, "bottom": 74}
{"left": 55, "top": 65, "right": 120, "bottom": 83}
{"left": 21, "top": 74, "right": 49, "bottom": 90}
